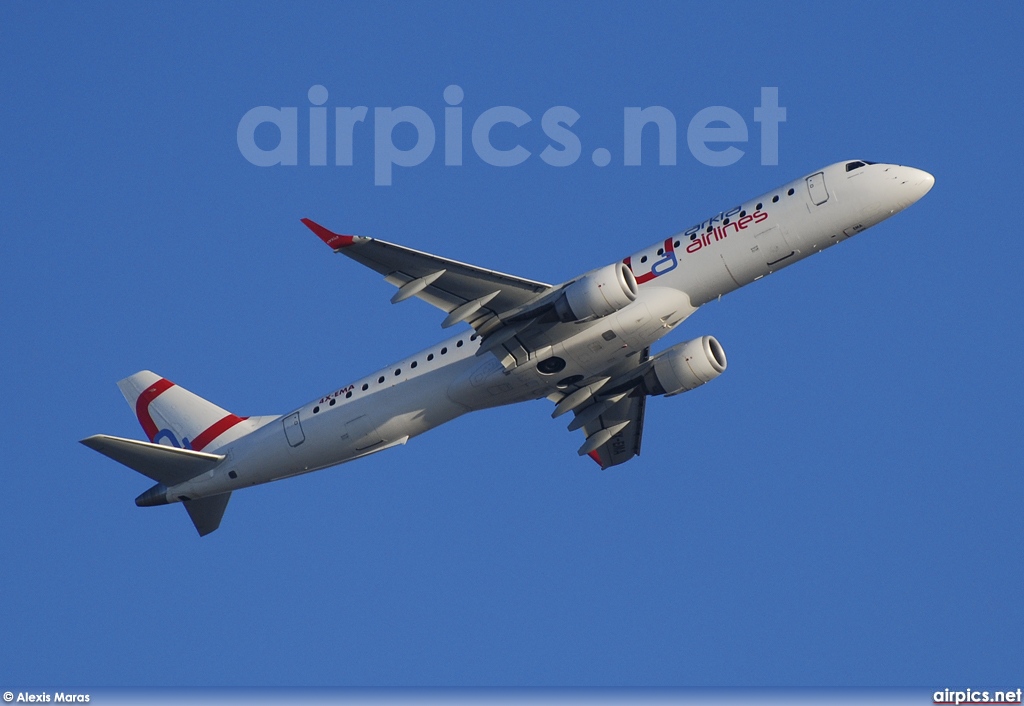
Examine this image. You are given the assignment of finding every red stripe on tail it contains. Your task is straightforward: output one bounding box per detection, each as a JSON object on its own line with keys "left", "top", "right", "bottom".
{"left": 136, "top": 378, "right": 174, "bottom": 442}
{"left": 191, "top": 414, "right": 249, "bottom": 452}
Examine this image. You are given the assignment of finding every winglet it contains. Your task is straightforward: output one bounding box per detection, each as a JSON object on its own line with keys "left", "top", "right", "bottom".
{"left": 587, "top": 450, "right": 604, "bottom": 467}
{"left": 301, "top": 218, "right": 356, "bottom": 250}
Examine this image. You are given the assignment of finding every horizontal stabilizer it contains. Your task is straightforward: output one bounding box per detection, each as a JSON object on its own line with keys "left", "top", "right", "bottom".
{"left": 80, "top": 434, "right": 224, "bottom": 486}
{"left": 184, "top": 493, "right": 232, "bottom": 536}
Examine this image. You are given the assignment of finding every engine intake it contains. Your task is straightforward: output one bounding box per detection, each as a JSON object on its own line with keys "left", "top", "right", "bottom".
{"left": 646, "top": 336, "right": 727, "bottom": 397}
{"left": 555, "top": 262, "right": 638, "bottom": 322}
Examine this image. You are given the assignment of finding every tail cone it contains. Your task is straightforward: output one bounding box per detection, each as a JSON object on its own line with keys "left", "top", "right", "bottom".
{"left": 135, "top": 483, "right": 169, "bottom": 507}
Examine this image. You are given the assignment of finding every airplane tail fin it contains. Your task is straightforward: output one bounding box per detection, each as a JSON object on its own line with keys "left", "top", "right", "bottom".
{"left": 117, "top": 370, "right": 251, "bottom": 453}
{"left": 81, "top": 433, "right": 232, "bottom": 536}
{"left": 81, "top": 371, "right": 255, "bottom": 537}
{"left": 183, "top": 494, "right": 232, "bottom": 536}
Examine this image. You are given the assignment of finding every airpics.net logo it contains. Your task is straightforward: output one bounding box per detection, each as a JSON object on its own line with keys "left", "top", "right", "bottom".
{"left": 237, "top": 85, "right": 786, "bottom": 186}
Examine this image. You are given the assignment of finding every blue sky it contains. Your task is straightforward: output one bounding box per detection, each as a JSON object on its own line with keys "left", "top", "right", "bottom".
{"left": 1, "top": 1, "right": 1021, "bottom": 689}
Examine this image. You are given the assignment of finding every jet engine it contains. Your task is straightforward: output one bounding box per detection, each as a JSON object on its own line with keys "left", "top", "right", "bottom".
{"left": 554, "top": 262, "right": 638, "bottom": 322}
{"left": 645, "top": 336, "right": 727, "bottom": 396}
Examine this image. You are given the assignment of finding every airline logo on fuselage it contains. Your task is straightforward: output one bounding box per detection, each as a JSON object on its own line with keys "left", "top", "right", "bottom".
{"left": 625, "top": 209, "right": 770, "bottom": 283}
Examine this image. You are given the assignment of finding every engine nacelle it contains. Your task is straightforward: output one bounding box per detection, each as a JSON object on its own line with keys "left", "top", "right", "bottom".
{"left": 555, "top": 262, "right": 638, "bottom": 322}
{"left": 646, "top": 336, "right": 727, "bottom": 397}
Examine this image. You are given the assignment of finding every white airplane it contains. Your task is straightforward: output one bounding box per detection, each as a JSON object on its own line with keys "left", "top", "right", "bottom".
{"left": 83, "top": 160, "right": 934, "bottom": 535}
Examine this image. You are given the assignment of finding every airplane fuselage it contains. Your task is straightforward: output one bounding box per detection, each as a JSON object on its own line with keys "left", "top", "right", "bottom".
{"left": 142, "top": 161, "right": 935, "bottom": 504}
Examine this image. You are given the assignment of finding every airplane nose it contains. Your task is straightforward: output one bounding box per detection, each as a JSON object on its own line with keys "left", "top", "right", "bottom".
{"left": 906, "top": 167, "right": 935, "bottom": 202}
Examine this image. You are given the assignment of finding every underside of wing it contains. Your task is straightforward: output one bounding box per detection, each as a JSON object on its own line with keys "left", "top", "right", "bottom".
{"left": 302, "top": 219, "right": 553, "bottom": 333}
{"left": 577, "top": 391, "right": 647, "bottom": 469}
{"left": 556, "top": 347, "right": 653, "bottom": 469}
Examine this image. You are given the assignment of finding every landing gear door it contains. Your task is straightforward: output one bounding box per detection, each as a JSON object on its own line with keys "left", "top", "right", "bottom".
{"left": 283, "top": 412, "right": 305, "bottom": 447}
{"left": 807, "top": 172, "right": 829, "bottom": 205}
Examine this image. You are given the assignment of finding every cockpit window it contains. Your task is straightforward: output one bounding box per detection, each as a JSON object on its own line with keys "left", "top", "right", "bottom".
{"left": 846, "top": 161, "right": 866, "bottom": 172}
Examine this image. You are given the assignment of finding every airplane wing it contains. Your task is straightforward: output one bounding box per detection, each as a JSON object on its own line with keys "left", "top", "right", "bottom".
{"left": 577, "top": 391, "right": 647, "bottom": 469}
{"left": 560, "top": 347, "right": 652, "bottom": 469}
{"left": 302, "top": 219, "right": 554, "bottom": 334}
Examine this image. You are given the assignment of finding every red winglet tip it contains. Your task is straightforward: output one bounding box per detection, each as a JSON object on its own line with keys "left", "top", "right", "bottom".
{"left": 301, "top": 218, "right": 355, "bottom": 249}
{"left": 587, "top": 450, "right": 603, "bottom": 467}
